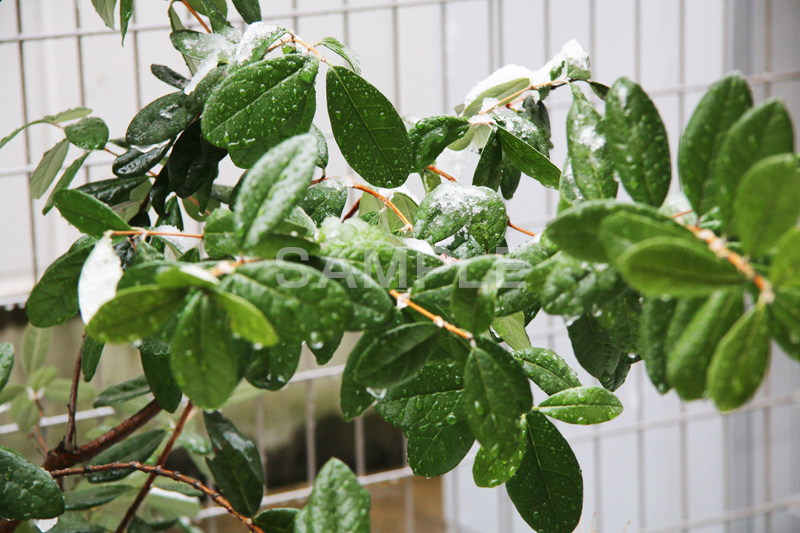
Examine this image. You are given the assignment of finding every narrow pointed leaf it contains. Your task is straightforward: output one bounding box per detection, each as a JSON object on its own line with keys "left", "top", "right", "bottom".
{"left": 513, "top": 347, "right": 581, "bottom": 395}
{"left": 64, "top": 485, "right": 132, "bottom": 511}
{"left": 126, "top": 92, "right": 194, "bottom": 145}
{"left": 87, "top": 430, "right": 166, "bottom": 483}
{"left": 317, "top": 37, "right": 361, "bottom": 74}
{"left": 43, "top": 153, "right": 90, "bottom": 214}
{"left": 30, "top": 139, "right": 70, "bottom": 199}
{"left": 21, "top": 324, "right": 51, "bottom": 376}
{"left": 54, "top": 189, "right": 133, "bottom": 235}
{"left": 93, "top": 375, "right": 151, "bottom": 407}
{"left": 538, "top": 385, "right": 623, "bottom": 424}
{"left": 495, "top": 125, "right": 560, "bottom": 188}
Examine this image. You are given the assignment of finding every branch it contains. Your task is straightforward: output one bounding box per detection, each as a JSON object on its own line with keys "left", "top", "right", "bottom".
{"left": 351, "top": 184, "right": 412, "bottom": 231}
{"left": 426, "top": 165, "right": 458, "bottom": 182}
{"left": 478, "top": 79, "right": 568, "bottom": 115}
{"left": 388, "top": 290, "right": 475, "bottom": 345}
{"left": 342, "top": 198, "right": 361, "bottom": 221}
{"left": 685, "top": 225, "right": 774, "bottom": 302}
{"left": 65, "top": 333, "right": 86, "bottom": 451}
{"left": 507, "top": 220, "right": 536, "bottom": 237}
{"left": 50, "top": 462, "right": 264, "bottom": 533}
{"left": 177, "top": 0, "right": 212, "bottom": 33}
{"left": 110, "top": 230, "right": 204, "bottom": 239}
{"left": 115, "top": 402, "right": 194, "bottom": 533}
{"left": 43, "top": 400, "right": 162, "bottom": 471}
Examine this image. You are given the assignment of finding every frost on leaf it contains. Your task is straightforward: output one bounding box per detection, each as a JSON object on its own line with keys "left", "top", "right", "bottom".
{"left": 78, "top": 234, "right": 123, "bottom": 324}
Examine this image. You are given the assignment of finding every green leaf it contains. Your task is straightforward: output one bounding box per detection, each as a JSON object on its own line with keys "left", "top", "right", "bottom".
{"left": 0, "top": 446, "right": 65, "bottom": 519}
{"left": 42, "top": 153, "right": 90, "bottom": 215}
{"left": 254, "top": 508, "right": 298, "bottom": 533}
{"left": 112, "top": 143, "right": 172, "bottom": 178}
{"left": 340, "top": 332, "right": 379, "bottom": 421}
{"left": 87, "top": 430, "right": 166, "bottom": 483}
{"left": 309, "top": 333, "right": 341, "bottom": 366}
{"left": 360, "top": 191, "right": 418, "bottom": 234}
{"left": 326, "top": 65, "right": 412, "bottom": 188}
{"left": 616, "top": 236, "right": 743, "bottom": 296}
{"left": 491, "top": 313, "right": 531, "bottom": 351}
{"left": 713, "top": 98, "right": 795, "bottom": 232}
{"left": 506, "top": 411, "right": 583, "bottom": 533}
{"left": 538, "top": 385, "right": 623, "bottom": 424}
{"left": 0, "top": 385, "right": 25, "bottom": 406}
{"left": 598, "top": 209, "right": 697, "bottom": 266}
{"left": 495, "top": 125, "right": 560, "bottom": 188}
{"left": 93, "top": 375, "right": 151, "bottom": 407}
{"left": 203, "top": 55, "right": 318, "bottom": 166}
{"left": 567, "top": 314, "right": 626, "bottom": 388}
{"left": 30, "top": 139, "right": 70, "bottom": 199}
{"left": 461, "top": 76, "right": 530, "bottom": 117}
{"left": 768, "top": 289, "right": 800, "bottom": 362}
{"left": 513, "top": 347, "right": 581, "bottom": 395}
{"left": 10, "top": 394, "right": 39, "bottom": 433}
{"left": 678, "top": 73, "right": 753, "bottom": 215}
{"left": 203, "top": 208, "right": 239, "bottom": 259}
{"left": 605, "top": 77, "right": 671, "bottom": 207}
{"left": 151, "top": 64, "right": 189, "bottom": 90}
{"left": 21, "top": 324, "right": 51, "bottom": 376}
{"left": 168, "top": 120, "right": 227, "bottom": 199}
{"left": 734, "top": 154, "right": 800, "bottom": 257}
{"left": 204, "top": 411, "right": 263, "bottom": 476}
{"left": 451, "top": 257, "right": 501, "bottom": 333}
{"left": 464, "top": 341, "right": 532, "bottom": 462}
{"left": 91, "top": 0, "right": 117, "bottom": 29}
{"left": 566, "top": 97, "right": 617, "bottom": 201}
{"left": 707, "top": 306, "right": 771, "bottom": 411}
{"left": 233, "top": 133, "right": 318, "bottom": 247}
{"left": 54, "top": 189, "right": 133, "bottom": 235}
{"left": 26, "top": 239, "right": 95, "bottom": 328}
{"left": 243, "top": 339, "right": 302, "bottom": 390}
{"left": 354, "top": 323, "right": 439, "bottom": 388}
{"left": 472, "top": 129, "right": 503, "bottom": 191}
{"left": 171, "top": 293, "right": 239, "bottom": 409}
{"left": 667, "top": 288, "right": 743, "bottom": 400}
{"left": 231, "top": 0, "right": 261, "bottom": 23}
{"left": 770, "top": 227, "right": 800, "bottom": 289}
{"left": 220, "top": 261, "right": 352, "bottom": 344}
{"left": 126, "top": 92, "right": 194, "bottom": 146}
{"left": 28, "top": 366, "right": 57, "bottom": 391}
{"left": 87, "top": 285, "right": 188, "bottom": 344}
{"left": 212, "top": 290, "right": 279, "bottom": 347}
{"left": 207, "top": 442, "right": 264, "bottom": 517}
{"left": 140, "top": 339, "right": 182, "bottom": 413}
{"left": 638, "top": 296, "right": 676, "bottom": 393}
{"left": 64, "top": 485, "right": 131, "bottom": 511}
{"left": 539, "top": 254, "right": 624, "bottom": 316}
{"left": 301, "top": 181, "right": 348, "bottom": 226}
{"left": 65, "top": 117, "right": 108, "bottom": 151}
{"left": 0, "top": 344, "right": 13, "bottom": 394}
{"left": 544, "top": 199, "right": 663, "bottom": 263}
{"left": 472, "top": 430, "right": 526, "bottom": 488}
{"left": 407, "top": 116, "right": 470, "bottom": 173}
{"left": 375, "top": 363, "right": 473, "bottom": 477}
{"left": 295, "top": 458, "right": 370, "bottom": 533}
{"left": 317, "top": 37, "right": 361, "bottom": 74}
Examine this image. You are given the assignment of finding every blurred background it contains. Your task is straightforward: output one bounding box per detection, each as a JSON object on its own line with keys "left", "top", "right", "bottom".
{"left": 1, "top": 0, "right": 800, "bottom": 531}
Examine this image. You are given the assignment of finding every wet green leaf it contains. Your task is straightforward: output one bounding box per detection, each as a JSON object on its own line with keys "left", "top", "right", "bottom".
{"left": 87, "top": 430, "right": 166, "bottom": 483}
{"left": 295, "top": 458, "right": 370, "bottom": 533}
{"left": 30, "top": 139, "right": 70, "bottom": 199}
{"left": 64, "top": 485, "right": 131, "bottom": 511}
{"left": 112, "top": 143, "right": 172, "bottom": 178}
{"left": 42, "top": 153, "right": 91, "bottom": 215}
{"left": 0, "top": 446, "right": 65, "bottom": 519}
{"left": 126, "top": 92, "right": 194, "bottom": 146}
{"left": 93, "top": 375, "right": 151, "bottom": 407}
{"left": 0, "top": 344, "right": 13, "bottom": 394}
{"left": 538, "top": 385, "right": 622, "bottom": 424}
{"left": 354, "top": 323, "right": 439, "bottom": 388}
{"left": 140, "top": 339, "right": 182, "bottom": 413}
{"left": 496, "top": 125, "right": 560, "bottom": 189}
{"left": 513, "top": 347, "right": 581, "bottom": 396}
{"left": 566, "top": 97, "right": 616, "bottom": 201}
{"left": 243, "top": 339, "right": 302, "bottom": 391}
{"left": 54, "top": 189, "right": 133, "bottom": 235}
{"left": 254, "top": 508, "right": 299, "bottom": 533}
{"left": 408, "top": 115, "right": 470, "bottom": 173}
{"left": 65, "top": 117, "right": 108, "bottom": 151}
{"left": 21, "top": 324, "right": 51, "bottom": 376}
{"left": 318, "top": 37, "right": 361, "bottom": 74}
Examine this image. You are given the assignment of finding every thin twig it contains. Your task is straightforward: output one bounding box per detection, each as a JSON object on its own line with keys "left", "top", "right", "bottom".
{"left": 50, "top": 462, "right": 263, "bottom": 533}
{"left": 670, "top": 209, "right": 694, "bottom": 219}
{"left": 507, "top": 220, "right": 536, "bottom": 237}
{"left": 351, "top": 184, "right": 413, "bottom": 231}
{"left": 426, "top": 165, "right": 458, "bottom": 182}
{"left": 342, "top": 198, "right": 361, "bottom": 221}
{"left": 110, "top": 230, "right": 204, "bottom": 239}
{"left": 388, "top": 289, "right": 475, "bottom": 345}
{"left": 178, "top": 0, "right": 212, "bottom": 33}
{"left": 65, "top": 333, "right": 86, "bottom": 451}
{"left": 478, "top": 80, "right": 568, "bottom": 115}
{"left": 115, "top": 402, "right": 195, "bottom": 533}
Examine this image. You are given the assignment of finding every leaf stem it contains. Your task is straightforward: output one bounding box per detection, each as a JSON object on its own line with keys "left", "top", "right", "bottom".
{"left": 342, "top": 198, "right": 361, "bottom": 221}
{"left": 507, "top": 220, "right": 536, "bottom": 237}
{"left": 388, "top": 289, "right": 475, "bottom": 345}
{"left": 478, "top": 80, "right": 568, "bottom": 116}
{"left": 50, "top": 461, "right": 264, "bottom": 533}
{"left": 351, "top": 184, "right": 413, "bottom": 231}
{"left": 685, "top": 225, "right": 774, "bottom": 303}
{"left": 177, "top": 0, "right": 212, "bottom": 33}
{"left": 110, "top": 230, "right": 204, "bottom": 239}
{"left": 426, "top": 165, "right": 458, "bottom": 182}
{"left": 64, "top": 333, "right": 86, "bottom": 451}
{"left": 115, "top": 402, "right": 195, "bottom": 533}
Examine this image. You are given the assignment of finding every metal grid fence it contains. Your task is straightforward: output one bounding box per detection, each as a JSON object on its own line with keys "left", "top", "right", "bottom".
{"left": 1, "top": 0, "right": 800, "bottom": 532}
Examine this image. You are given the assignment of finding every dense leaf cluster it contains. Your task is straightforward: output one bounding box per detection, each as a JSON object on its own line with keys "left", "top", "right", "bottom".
{"left": 1, "top": 1, "right": 799, "bottom": 532}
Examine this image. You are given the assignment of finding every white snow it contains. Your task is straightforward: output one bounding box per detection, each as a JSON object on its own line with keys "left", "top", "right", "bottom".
{"left": 34, "top": 519, "right": 58, "bottom": 532}
{"left": 184, "top": 52, "right": 220, "bottom": 95}
{"left": 577, "top": 125, "right": 605, "bottom": 151}
{"left": 233, "top": 22, "right": 282, "bottom": 64}
{"left": 78, "top": 235, "right": 123, "bottom": 324}
{"left": 403, "top": 238, "right": 437, "bottom": 257}
{"left": 153, "top": 225, "right": 200, "bottom": 260}
{"left": 463, "top": 64, "right": 534, "bottom": 109}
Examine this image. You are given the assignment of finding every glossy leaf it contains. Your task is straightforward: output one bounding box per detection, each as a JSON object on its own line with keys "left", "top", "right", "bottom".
{"left": 64, "top": 485, "right": 131, "bottom": 511}
{"left": 472, "top": 430, "right": 526, "bottom": 488}
{"left": 254, "top": 508, "right": 299, "bottom": 533}
{"left": 567, "top": 314, "right": 627, "bottom": 389}
{"left": 713, "top": 98, "right": 795, "bottom": 232}
{"left": 566, "top": 97, "right": 616, "bottom": 201}
{"left": 638, "top": 296, "right": 676, "bottom": 394}
{"left": 119, "top": 0, "right": 133, "bottom": 42}
{"left": 506, "top": 411, "right": 582, "bottom": 533}
{"left": 54, "top": 189, "right": 133, "bottom": 235}
{"left": 168, "top": 120, "right": 226, "bottom": 199}
{"left": 598, "top": 209, "right": 697, "bottom": 266}
{"left": 233, "top": 133, "right": 318, "bottom": 247}
{"left": 232, "top": 0, "right": 261, "bottom": 23}
{"left": 616, "top": 236, "right": 743, "bottom": 296}
{"left": 495, "top": 125, "right": 560, "bottom": 188}
{"left": 295, "top": 458, "right": 370, "bottom": 533}
{"left": 472, "top": 129, "right": 503, "bottom": 190}
{"left": 65, "top": 117, "right": 108, "bottom": 151}
{"left": 341, "top": 332, "right": 380, "bottom": 421}
{"left": 140, "top": 339, "right": 182, "bottom": 413}
{"left": 0, "top": 344, "right": 13, "bottom": 394}
{"left": 408, "top": 115, "right": 470, "bottom": 173}
{"left": 0, "top": 446, "right": 65, "bottom": 519}
{"left": 30, "top": 139, "right": 70, "bottom": 199}
{"left": 326, "top": 65, "right": 412, "bottom": 188}
{"left": 112, "top": 143, "right": 172, "bottom": 178}
{"left": 513, "top": 347, "right": 581, "bottom": 396}
{"left": 207, "top": 442, "right": 264, "bottom": 517}
{"left": 42, "top": 153, "right": 90, "bottom": 215}
{"left": 91, "top": 0, "right": 117, "bottom": 29}
{"left": 318, "top": 37, "right": 361, "bottom": 74}
{"left": 707, "top": 306, "right": 771, "bottom": 411}
{"left": 171, "top": 293, "right": 239, "bottom": 409}
{"left": 87, "top": 430, "right": 166, "bottom": 483}
{"left": 87, "top": 285, "right": 188, "bottom": 344}
{"left": 93, "top": 375, "right": 151, "bottom": 408}
{"left": 734, "top": 154, "right": 800, "bottom": 257}
{"left": 126, "top": 92, "right": 194, "bottom": 146}
{"left": 203, "top": 55, "right": 318, "bottom": 166}
{"left": 212, "top": 290, "right": 279, "bottom": 347}
{"left": 301, "top": 181, "right": 348, "bottom": 226}
{"left": 538, "top": 385, "right": 623, "bottom": 424}
{"left": 491, "top": 313, "right": 531, "bottom": 351}
{"left": 354, "top": 323, "right": 439, "bottom": 388}
{"left": 244, "top": 339, "right": 302, "bottom": 390}
{"left": 151, "top": 64, "right": 189, "bottom": 89}
{"left": 464, "top": 341, "right": 532, "bottom": 462}
{"left": 605, "top": 77, "right": 671, "bottom": 207}
{"left": 668, "top": 288, "right": 743, "bottom": 400}
{"left": 771, "top": 227, "right": 800, "bottom": 289}
{"left": 678, "top": 73, "right": 752, "bottom": 214}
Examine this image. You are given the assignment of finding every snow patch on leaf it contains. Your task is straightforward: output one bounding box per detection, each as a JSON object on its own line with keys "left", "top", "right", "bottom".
{"left": 78, "top": 234, "right": 123, "bottom": 324}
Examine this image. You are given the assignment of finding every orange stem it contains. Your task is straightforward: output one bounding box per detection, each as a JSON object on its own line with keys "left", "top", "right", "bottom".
{"left": 351, "top": 184, "right": 413, "bottom": 231}
{"left": 507, "top": 221, "right": 536, "bottom": 237}
{"left": 426, "top": 165, "right": 458, "bottom": 182}
{"left": 389, "top": 290, "right": 475, "bottom": 343}
{"left": 178, "top": 0, "right": 212, "bottom": 33}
